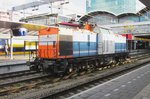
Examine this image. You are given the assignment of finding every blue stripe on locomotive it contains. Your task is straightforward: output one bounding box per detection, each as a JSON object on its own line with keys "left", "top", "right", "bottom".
{"left": 73, "top": 42, "right": 97, "bottom": 57}
{"left": 115, "top": 43, "right": 126, "bottom": 52}
{"left": 73, "top": 33, "right": 98, "bottom": 57}
{"left": 71, "top": 31, "right": 127, "bottom": 57}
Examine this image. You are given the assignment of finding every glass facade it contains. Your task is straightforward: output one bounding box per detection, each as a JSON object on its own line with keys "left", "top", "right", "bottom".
{"left": 88, "top": 13, "right": 118, "bottom": 25}
{"left": 83, "top": 0, "right": 150, "bottom": 25}
{"left": 81, "top": 11, "right": 150, "bottom": 26}
{"left": 119, "top": 15, "right": 140, "bottom": 23}
{"left": 86, "top": 0, "right": 137, "bottom": 15}
{"left": 140, "top": 11, "right": 150, "bottom": 22}
{"left": 86, "top": 13, "right": 142, "bottom": 25}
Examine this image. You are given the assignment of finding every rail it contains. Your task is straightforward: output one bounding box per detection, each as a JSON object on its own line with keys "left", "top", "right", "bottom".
{"left": 0, "top": 53, "right": 150, "bottom": 99}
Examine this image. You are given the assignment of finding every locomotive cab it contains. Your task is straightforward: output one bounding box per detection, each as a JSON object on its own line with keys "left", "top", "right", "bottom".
{"left": 28, "top": 26, "right": 74, "bottom": 74}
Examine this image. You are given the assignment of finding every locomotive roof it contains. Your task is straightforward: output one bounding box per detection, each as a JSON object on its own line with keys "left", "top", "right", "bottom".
{"left": 59, "top": 22, "right": 80, "bottom": 27}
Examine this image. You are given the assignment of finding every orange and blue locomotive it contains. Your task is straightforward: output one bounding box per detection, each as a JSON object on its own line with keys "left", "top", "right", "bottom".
{"left": 27, "top": 23, "right": 128, "bottom": 74}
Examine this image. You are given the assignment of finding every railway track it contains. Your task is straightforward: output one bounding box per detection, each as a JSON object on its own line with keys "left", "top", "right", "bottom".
{"left": 42, "top": 55, "right": 150, "bottom": 99}
{"left": 0, "top": 53, "right": 150, "bottom": 99}
{"left": 0, "top": 70, "right": 37, "bottom": 80}
{"left": 52, "top": 57, "right": 150, "bottom": 99}
{"left": 0, "top": 72, "right": 52, "bottom": 96}
{"left": 130, "top": 53, "right": 150, "bottom": 60}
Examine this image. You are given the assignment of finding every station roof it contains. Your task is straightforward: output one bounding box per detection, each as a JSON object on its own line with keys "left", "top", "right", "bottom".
{"left": 136, "top": 35, "right": 150, "bottom": 39}
{"left": 117, "top": 13, "right": 139, "bottom": 18}
{"left": 20, "top": 13, "right": 58, "bottom": 21}
{"left": 0, "top": 28, "right": 11, "bottom": 39}
{"left": 80, "top": 9, "right": 150, "bottom": 22}
{"left": 80, "top": 11, "right": 116, "bottom": 22}
{"left": 0, "top": 20, "right": 49, "bottom": 31}
{"left": 0, "top": 27, "right": 38, "bottom": 39}
{"left": 101, "top": 21, "right": 150, "bottom": 39}
{"left": 0, "top": 20, "right": 50, "bottom": 39}
{"left": 140, "top": 0, "right": 150, "bottom": 9}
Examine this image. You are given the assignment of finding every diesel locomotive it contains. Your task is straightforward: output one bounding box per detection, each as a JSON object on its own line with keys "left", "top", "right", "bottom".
{"left": 27, "top": 23, "right": 128, "bottom": 74}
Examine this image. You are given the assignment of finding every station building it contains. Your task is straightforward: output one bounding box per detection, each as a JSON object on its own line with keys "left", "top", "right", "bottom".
{"left": 81, "top": 0, "right": 150, "bottom": 50}
{"left": 19, "top": 13, "right": 81, "bottom": 26}
{"left": 14, "top": 0, "right": 150, "bottom": 51}
{"left": 0, "top": 9, "right": 11, "bottom": 21}
{"left": 86, "top": 0, "right": 145, "bottom": 15}
{"left": 83, "top": 0, "right": 147, "bottom": 25}
{"left": 0, "top": 9, "right": 20, "bottom": 22}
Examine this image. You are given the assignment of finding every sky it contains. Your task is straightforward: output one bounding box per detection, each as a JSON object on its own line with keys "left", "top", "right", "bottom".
{"left": 0, "top": 0, "right": 31, "bottom": 9}
{"left": 0, "top": 0, "right": 86, "bottom": 15}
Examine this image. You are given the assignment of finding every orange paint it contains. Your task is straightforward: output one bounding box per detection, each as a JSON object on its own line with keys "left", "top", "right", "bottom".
{"left": 84, "top": 23, "right": 92, "bottom": 31}
{"left": 38, "top": 27, "right": 59, "bottom": 59}
{"left": 38, "top": 27, "right": 73, "bottom": 59}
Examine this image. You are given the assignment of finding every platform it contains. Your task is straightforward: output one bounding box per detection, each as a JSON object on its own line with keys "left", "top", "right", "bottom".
{"left": 67, "top": 63, "right": 150, "bottom": 99}
{"left": 0, "top": 55, "right": 33, "bottom": 66}
{"left": 0, "top": 55, "right": 33, "bottom": 74}
{"left": 133, "top": 83, "right": 150, "bottom": 99}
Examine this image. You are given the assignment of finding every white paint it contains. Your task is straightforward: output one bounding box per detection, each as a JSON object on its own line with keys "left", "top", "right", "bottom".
{"left": 137, "top": 76, "right": 141, "bottom": 78}
{"left": 104, "top": 93, "right": 111, "bottom": 97}
{"left": 73, "top": 30, "right": 97, "bottom": 42}
{"left": 59, "top": 28, "right": 73, "bottom": 36}
{"left": 133, "top": 79, "right": 136, "bottom": 81}
{"left": 67, "top": 64, "right": 150, "bottom": 99}
{"left": 73, "top": 50, "right": 97, "bottom": 54}
{"left": 114, "top": 89, "right": 119, "bottom": 91}
{"left": 98, "top": 29, "right": 115, "bottom": 55}
{"left": 127, "top": 81, "right": 132, "bottom": 84}
{"left": 121, "top": 85, "right": 126, "bottom": 87}
{"left": 39, "top": 34, "right": 57, "bottom": 42}
{"left": 39, "top": 34, "right": 57, "bottom": 45}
